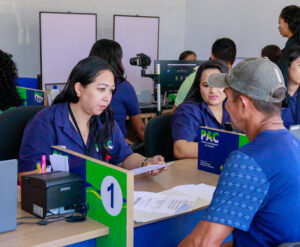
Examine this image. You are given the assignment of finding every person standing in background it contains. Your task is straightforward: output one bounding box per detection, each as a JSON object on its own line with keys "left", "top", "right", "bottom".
{"left": 89, "top": 39, "right": 145, "bottom": 143}
{"left": 278, "top": 5, "right": 300, "bottom": 51}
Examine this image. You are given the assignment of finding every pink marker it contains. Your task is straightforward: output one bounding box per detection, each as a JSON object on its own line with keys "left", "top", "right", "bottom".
{"left": 41, "top": 155, "right": 46, "bottom": 174}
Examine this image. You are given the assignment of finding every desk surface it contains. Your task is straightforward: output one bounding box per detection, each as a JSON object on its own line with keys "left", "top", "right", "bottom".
{"left": 0, "top": 205, "right": 109, "bottom": 247}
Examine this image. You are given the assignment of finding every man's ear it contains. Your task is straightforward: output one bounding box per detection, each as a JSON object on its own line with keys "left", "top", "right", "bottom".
{"left": 239, "top": 95, "right": 251, "bottom": 115}
{"left": 74, "top": 82, "right": 83, "bottom": 98}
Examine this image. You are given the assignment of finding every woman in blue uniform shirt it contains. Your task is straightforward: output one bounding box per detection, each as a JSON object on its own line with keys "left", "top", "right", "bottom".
{"left": 172, "top": 59, "right": 230, "bottom": 159}
{"left": 279, "top": 46, "right": 300, "bottom": 129}
{"left": 19, "top": 56, "right": 165, "bottom": 177}
{"left": 89, "top": 39, "right": 145, "bottom": 142}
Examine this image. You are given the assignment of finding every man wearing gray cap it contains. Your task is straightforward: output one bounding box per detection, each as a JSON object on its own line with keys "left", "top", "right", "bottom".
{"left": 179, "top": 58, "right": 300, "bottom": 247}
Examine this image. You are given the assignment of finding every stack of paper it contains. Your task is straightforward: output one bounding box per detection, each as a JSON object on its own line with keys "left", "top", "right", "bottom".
{"left": 49, "top": 153, "right": 69, "bottom": 172}
{"left": 134, "top": 183, "right": 216, "bottom": 223}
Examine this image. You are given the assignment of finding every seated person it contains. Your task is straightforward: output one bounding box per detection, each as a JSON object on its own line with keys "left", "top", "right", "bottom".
{"left": 179, "top": 50, "right": 197, "bottom": 61}
{"left": 19, "top": 56, "right": 165, "bottom": 177}
{"left": 278, "top": 46, "right": 300, "bottom": 129}
{"left": 172, "top": 59, "right": 230, "bottom": 159}
{"left": 0, "top": 49, "right": 23, "bottom": 113}
{"left": 171, "top": 37, "right": 236, "bottom": 114}
{"left": 89, "top": 39, "right": 145, "bottom": 142}
{"left": 261, "top": 44, "right": 282, "bottom": 63}
{"left": 179, "top": 57, "right": 300, "bottom": 247}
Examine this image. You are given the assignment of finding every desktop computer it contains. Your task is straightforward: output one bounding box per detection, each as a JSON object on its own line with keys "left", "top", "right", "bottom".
{"left": 154, "top": 60, "right": 204, "bottom": 96}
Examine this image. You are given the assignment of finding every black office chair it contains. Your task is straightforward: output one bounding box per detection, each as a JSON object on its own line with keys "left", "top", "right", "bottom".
{"left": 144, "top": 114, "right": 174, "bottom": 162}
{"left": 0, "top": 106, "right": 44, "bottom": 161}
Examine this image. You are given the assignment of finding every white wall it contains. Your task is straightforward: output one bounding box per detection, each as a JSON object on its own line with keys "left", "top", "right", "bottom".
{"left": 185, "top": 0, "right": 300, "bottom": 60}
{"left": 0, "top": 0, "right": 186, "bottom": 78}
{"left": 2, "top": 0, "right": 299, "bottom": 80}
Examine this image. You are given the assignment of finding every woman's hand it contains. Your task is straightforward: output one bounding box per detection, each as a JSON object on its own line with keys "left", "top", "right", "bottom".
{"left": 144, "top": 155, "right": 168, "bottom": 176}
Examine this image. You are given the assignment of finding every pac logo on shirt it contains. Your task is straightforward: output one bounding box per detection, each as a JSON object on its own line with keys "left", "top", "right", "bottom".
{"left": 106, "top": 140, "right": 113, "bottom": 150}
{"left": 200, "top": 129, "right": 219, "bottom": 144}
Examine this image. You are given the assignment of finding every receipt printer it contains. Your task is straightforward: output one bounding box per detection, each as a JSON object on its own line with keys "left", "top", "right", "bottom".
{"left": 21, "top": 171, "right": 84, "bottom": 218}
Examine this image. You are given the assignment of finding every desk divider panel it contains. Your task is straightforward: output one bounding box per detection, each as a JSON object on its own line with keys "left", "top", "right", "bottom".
{"left": 16, "top": 86, "right": 47, "bottom": 106}
{"left": 52, "top": 146, "right": 134, "bottom": 247}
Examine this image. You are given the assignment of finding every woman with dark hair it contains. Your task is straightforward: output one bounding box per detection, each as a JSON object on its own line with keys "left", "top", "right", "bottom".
{"left": 0, "top": 49, "right": 23, "bottom": 113}
{"left": 89, "top": 39, "right": 145, "bottom": 142}
{"left": 278, "top": 5, "right": 300, "bottom": 50}
{"left": 172, "top": 59, "right": 230, "bottom": 159}
{"left": 278, "top": 46, "right": 300, "bottom": 129}
{"left": 19, "top": 56, "right": 165, "bottom": 176}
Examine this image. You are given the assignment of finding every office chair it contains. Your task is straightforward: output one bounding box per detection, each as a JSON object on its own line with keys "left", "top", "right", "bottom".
{"left": 144, "top": 114, "right": 174, "bottom": 162}
{"left": 0, "top": 106, "right": 44, "bottom": 161}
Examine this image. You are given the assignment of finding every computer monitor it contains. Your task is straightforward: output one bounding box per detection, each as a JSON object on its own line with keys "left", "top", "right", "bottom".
{"left": 154, "top": 60, "right": 205, "bottom": 95}
{"left": 232, "top": 57, "right": 245, "bottom": 67}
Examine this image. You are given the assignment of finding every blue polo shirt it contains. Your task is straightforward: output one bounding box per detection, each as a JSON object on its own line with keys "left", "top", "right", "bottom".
{"left": 18, "top": 102, "right": 133, "bottom": 172}
{"left": 282, "top": 91, "right": 300, "bottom": 129}
{"left": 110, "top": 79, "right": 141, "bottom": 138}
{"left": 172, "top": 101, "right": 230, "bottom": 143}
{"left": 203, "top": 129, "right": 300, "bottom": 246}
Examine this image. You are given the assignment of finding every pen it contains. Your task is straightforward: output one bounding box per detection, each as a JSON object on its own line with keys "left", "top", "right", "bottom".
{"left": 37, "top": 163, "right": 41, "bottom": 173}
{"left": 41, "top": 155, "right": 46, "bottom": 174}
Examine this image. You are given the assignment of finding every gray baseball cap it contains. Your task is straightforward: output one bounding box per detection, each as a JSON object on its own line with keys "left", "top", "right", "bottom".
{"left": 208, "top": 57, "right": 286, "bottom": 103}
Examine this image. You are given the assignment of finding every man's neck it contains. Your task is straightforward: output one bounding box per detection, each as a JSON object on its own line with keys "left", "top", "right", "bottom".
{"left": 244, "top": 113, "right": 284, "bottom": 142}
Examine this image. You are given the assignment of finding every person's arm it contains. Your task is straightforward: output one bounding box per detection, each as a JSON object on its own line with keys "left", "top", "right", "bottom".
{"left": 173, "top": 140, "right": 198, "bottom": 159}
{"left": 170, "top": 105, "right": 178, "bottom": 114}
{"left": 129, "top": 114, "right": 145, "bottom": 141}
{"left": 119, "top": 153, "right": 167, "bottom": 175}
{"left": 18, "top": 169, "right": 39, "bottom": 180}
{"left": 178, "top": 221, "right": 233, "bottom": 247}
{"left": 179, "top": 151, "right": 270, "bottom": 247}
{"left": 172, "top": 103, "right": 200, "bottom": 159}
{"left": 174, "top": 72, "right": 196, "bottom": 108}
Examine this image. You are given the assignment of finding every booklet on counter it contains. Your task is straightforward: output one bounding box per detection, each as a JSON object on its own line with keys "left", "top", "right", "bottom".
{"left": 198, "top": 126, "right": 249, "bottom": 175}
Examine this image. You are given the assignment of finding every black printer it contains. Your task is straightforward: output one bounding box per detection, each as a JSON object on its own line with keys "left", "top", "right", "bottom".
{"left": 21, "top": 171, "right": 84, "bottom": 218}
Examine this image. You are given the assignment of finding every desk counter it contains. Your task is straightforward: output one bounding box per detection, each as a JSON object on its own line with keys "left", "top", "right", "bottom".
{"left": 0, "top": 205, "right": 109, "bottom": 247}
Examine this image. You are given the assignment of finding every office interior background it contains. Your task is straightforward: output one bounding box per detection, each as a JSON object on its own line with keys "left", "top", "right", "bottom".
{"left": 0, "top": 0, "right": 299, "bottom": 79}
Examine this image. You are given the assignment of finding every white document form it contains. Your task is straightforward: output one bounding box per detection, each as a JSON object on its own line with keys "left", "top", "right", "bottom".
{"left": 49, "top": 153, "right": 69, "bottom": 172}
{"left": 132, "top": 162, "right": 174, "bottom": 175}
{"left": 134, "top": 183, "right": 216, "bottom": 223}
{"left": 134, "top": 191, "right": 196, "bottom": 215}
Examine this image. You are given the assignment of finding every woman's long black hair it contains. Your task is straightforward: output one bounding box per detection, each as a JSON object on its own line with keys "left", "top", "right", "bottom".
{"left": 278, "top": 46, "right": 300, "bottom": 106}
{"left": 280, "top": 5, "right": 300, "bottom": 44}
{"left": 0, "top": 50, "right": 23, "bottom": 111}
{"left": 185, "top": 59, "right": 229, "bottom": 104}
{"left": 278, "top": 46, "right": 300, "bottom": 87}
{"left": 53, "top": 56, "right": 115, "bottom": 159}
{"left": 89, "top": 39, "right": 125, "bottom": 85}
